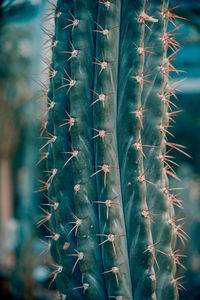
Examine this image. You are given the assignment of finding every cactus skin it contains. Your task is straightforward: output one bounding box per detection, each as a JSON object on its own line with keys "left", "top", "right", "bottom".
{"left": 93, "top": 1, "right": 133, "bottom": 299}
{"left": 118, "top": 0, "right": 178, "bottom": 299}
{"left": 117, "top": 1, "right": 157, "bottom": 299}
{"left": 47, "top": 1, "right": 84, "bottom": 297}
{"left": 39, "top": 0, "right": 187, "bottom": 299}
{"left": 141, "top": 1, "right": 178, "bottom": 299}
{"left": 68, "top": 1, "right": 107, "bottom": 299}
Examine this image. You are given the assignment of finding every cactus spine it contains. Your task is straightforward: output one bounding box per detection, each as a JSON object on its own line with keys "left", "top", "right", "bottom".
{"left": 38, "top": 0, "right": 188, "bottom": 299}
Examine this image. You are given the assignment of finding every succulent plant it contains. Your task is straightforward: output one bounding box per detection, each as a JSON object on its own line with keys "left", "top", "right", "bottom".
{"left": 37, "top": 0, "right": 189, "bottom": 299}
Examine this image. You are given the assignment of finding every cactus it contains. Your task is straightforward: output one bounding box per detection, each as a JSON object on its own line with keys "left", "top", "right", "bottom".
{"left": 38, "top": 0, "right": 188, "bottom": 299}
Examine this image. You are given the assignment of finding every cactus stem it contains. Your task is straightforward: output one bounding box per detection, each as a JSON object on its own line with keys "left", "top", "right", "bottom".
{"left": 68, "top": 249, "right": 84, "bottom": 273}
{"left": 67, "top": 212, "right": 87, "bottom": 236}
{"left": 64, "top": 9, "right": 79, "bottom": 30}
{"left": 103, "top": 263, "right": 125, "bottom": 285}
{"left": 40, "top": 0, "right": 188, "bottom": 296}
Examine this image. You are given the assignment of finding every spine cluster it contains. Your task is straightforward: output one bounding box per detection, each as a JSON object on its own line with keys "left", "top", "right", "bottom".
{"left": 36, "top": 1, "right": 188, "bottom": 299}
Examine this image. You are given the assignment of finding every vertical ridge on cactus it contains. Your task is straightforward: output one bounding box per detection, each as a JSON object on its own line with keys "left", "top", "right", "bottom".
{"left": 93, "top": 1, "right": 133, "bottom": 298}
{"left": 117, "top": 1, "right": 158, "bottom": 298}
{"left": 46, "top": 1, "right": 84, "bottom": 297}
{"left": 37, "top": 0, "right": 188, "bottom": 299}
{"left": 67, "top": 1, "right": 108, "bottom": 299}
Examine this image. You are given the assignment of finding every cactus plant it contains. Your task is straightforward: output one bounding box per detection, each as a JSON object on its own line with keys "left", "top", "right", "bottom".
{"left": 37, "top": 0, "right": 189, "bottom": 299}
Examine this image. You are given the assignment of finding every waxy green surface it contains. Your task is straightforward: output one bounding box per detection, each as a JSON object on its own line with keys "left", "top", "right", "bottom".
{"left": 43, "top": 0, "right": 182, "bottom": 299}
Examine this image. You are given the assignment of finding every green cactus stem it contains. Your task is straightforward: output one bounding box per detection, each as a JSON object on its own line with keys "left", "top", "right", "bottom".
{"left": 66, "top": 1, "right": 107, "bottom": 299}
{"left": 92, "top": 1, "right": 132, "bottom": 298}
{"left": 37, "top": 0, "right": 188, "bottom": 299}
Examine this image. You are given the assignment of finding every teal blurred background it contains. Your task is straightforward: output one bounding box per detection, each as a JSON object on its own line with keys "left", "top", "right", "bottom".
{"left": 0, "top": 0, "right": 199, "bottom": 299}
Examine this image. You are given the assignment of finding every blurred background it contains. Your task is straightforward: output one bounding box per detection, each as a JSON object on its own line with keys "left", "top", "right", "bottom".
{"left": 0, "top": 0, "right": 199, "bottom": 299}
